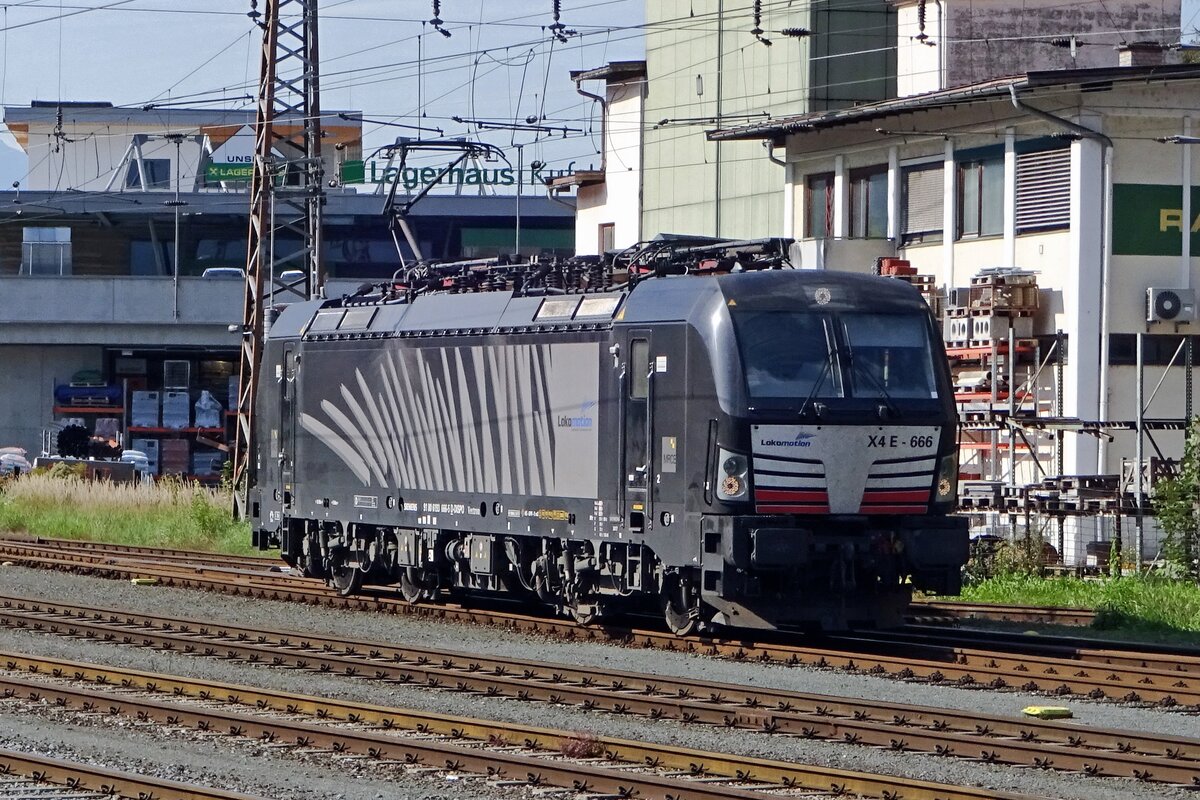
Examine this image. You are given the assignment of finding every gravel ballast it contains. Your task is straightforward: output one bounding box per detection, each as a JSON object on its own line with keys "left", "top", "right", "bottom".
{"left": 0, "top": 564, "right": 1195, "bottom": 800}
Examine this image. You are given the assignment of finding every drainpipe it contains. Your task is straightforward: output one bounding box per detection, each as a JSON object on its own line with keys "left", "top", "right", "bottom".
{"left": 545, "top": 183, "right": 576, "bottom": 212}
{"left": 1008, "top": 84, "right": 1114, "bottom": 471}
{"left": 574, "top": 78, "right": 608, "bottom": 174}
{"left": 764, "top": 141, "right": 786, "bottom": 167}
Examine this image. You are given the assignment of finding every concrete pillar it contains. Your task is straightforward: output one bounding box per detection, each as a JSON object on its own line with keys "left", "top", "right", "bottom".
{"left": 1064, "top": 134, "right": 1105, "bottom": 475}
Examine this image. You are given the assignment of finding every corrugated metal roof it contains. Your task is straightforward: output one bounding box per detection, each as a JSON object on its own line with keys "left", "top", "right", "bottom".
{"left": 707, "top": 64, "right": 1200, "bottom": 142}
{"left": 569, "top": 60, "right": 647, "bottom": 83}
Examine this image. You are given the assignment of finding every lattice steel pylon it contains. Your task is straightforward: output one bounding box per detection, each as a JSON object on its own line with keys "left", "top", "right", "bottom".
{"left": 233, "top": 0, "right": 325, "bottom": 518}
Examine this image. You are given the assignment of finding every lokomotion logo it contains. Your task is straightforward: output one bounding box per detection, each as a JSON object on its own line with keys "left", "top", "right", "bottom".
{"left": 558, "top": 400, "right": 597, "bottom": 430}
{"left": 759, "top": 431, "right": 815, "bottom": 448}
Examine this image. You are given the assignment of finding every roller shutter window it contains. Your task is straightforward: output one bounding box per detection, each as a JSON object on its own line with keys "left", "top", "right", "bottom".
{"left": 805, "top": 172, "right": 835, "bottom": 239}
{"left": 1016, "top": 146, "right": 1071, "bottom": 232}
{"left": 901, "top": 163, "right": 943, "bottom": 244}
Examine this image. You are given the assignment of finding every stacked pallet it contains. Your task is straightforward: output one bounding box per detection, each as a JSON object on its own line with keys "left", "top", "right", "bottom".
{"left": 943, "top": 269, "right": 1039, "bottom": 349}
{"left": 876, "top": 258, "right": 939, "bottom": 312}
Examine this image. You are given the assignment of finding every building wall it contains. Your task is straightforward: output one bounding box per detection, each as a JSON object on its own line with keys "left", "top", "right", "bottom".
{"left": 574, "top": 184, "right": 610, "bottom": 256}
{"left": 4, "top": 106, "right": 362, "bottom": 194}
{"left": 642, "top": 0, "right": 895, "bottom": 240}
{"left": 896, "top": 1, "right": 1180, "bottom": 95}
{"left": 20, "top": 126, "right": 205, "bottom": 192}
{"left": 779, "top": 80, "right": 1200, "bottom": 545}
{"left": 0, "top": 345, "right": 104, "bottom": 454}
{"left": 944, "top": 0, "right": 1180, "bottom": 88}
{"left": 574, "top": 78, "right": 645, "bottom": 256}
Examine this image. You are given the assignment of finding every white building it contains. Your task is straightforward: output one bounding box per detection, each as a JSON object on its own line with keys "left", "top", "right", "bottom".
{"left": 711, "top": 62, "right": 1200, "bottom": 560}
{"left": 549, "top": 62, "right": 646, "bottom": 255}
{"left": 3, "top": 101, "right": 362, "bottom": 193}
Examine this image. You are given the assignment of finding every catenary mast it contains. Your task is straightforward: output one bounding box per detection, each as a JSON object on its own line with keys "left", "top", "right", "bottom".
{"left": 233, "top": 0, "right": 325, "bottom": 518}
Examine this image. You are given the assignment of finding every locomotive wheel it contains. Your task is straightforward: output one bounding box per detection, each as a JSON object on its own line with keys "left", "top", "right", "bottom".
{"left": 662, "top": 575, "right": 698, "bottom": 637}
{"left": 398, "top": 568, "right": 436, "bottom": 604}
{"left": 327, "top": 560, "right": 362, "bottom": 597}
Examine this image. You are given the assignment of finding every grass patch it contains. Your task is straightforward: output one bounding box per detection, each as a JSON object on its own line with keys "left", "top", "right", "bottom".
{"left": 959, "top": 573, "right": 1200, "bottom": 638}
{"left": 0, "top": 473, "right": 256, "bottom": 555}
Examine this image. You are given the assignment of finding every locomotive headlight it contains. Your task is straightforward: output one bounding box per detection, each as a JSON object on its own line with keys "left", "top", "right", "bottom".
{"left": 935, "top": 453, "right": 958, "bottom": 504}
{"left": 716, "top": 448, "right": 750, "bottom": 501}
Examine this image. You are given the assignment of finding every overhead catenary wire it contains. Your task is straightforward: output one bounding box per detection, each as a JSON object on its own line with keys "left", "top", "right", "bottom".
{"left": 0, "top": 0, "right": 1189, "bottom": 196}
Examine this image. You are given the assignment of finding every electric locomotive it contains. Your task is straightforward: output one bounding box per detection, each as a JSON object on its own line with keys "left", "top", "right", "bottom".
{"left": 248, "top": 239, "right": 968, "bottom": 632}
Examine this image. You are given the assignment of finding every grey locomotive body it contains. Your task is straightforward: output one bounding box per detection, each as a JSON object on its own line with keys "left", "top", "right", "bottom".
{"left": 250, "top": 266, "right": 968, "bottom": 632}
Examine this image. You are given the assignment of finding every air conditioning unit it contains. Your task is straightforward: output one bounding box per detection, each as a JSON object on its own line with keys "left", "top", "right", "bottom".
{"left": 1146, "top": 287, "right": 1196, "bottom": 323}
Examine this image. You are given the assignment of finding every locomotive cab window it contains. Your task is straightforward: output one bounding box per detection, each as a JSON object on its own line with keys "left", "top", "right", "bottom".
{"left": 734, "top": 311, "right": 841, "bottom": 401}
{"left": 840, "top": 313, "right": 938, "bottom": 399}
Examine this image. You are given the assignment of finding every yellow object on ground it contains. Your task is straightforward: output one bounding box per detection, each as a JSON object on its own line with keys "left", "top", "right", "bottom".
{"left": 129, "top": 577, "right": 158, "bottom": 586}
{"left": 1022, "top": 706, "right": 1073, "bottom": 719}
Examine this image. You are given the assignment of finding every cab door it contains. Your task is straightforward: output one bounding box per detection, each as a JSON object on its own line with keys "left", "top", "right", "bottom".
{"left": 622, "top": 332, "right": 651, "bottom": 532}
{"left": 279, "top": 343, "right": 298, "bottom": 513}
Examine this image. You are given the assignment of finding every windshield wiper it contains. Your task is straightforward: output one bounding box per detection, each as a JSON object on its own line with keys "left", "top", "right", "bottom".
{"left": 798, "top": 346, "right": 842, "bottom": 420}
{"left": 848, "top": 352, "right": 901, "bottom": 420}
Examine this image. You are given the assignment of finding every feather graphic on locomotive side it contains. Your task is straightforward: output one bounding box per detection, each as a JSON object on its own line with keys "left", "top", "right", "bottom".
{"left": 299, "top": 342, "right": 598, "bottom": 497}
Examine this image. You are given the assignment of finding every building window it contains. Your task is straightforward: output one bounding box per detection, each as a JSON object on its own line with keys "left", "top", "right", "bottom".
{"left": 20, "top": 227, "right": 72, "bottom": 275}
{"left": 849, "top": 166, "right": 888, "bottom": 239}
{"left": 958, "top": 156, "right": 1003, "bottom": 238}
{"left": 900, "top": 163, "right": 943, "bottom": 244}
{"left": 1109, "top": 333, "right": 1197, "bottom": 366}
{"left": 1015, "top": 146, "right": 1070, "bottom": 233}
{"left": 598, "top": 222, "right": 615, "bottom": 253}
{"left": 805, "top": 172, "right": 834, "bottom": 239}
{"left": 130, "top": 240, "right": 174, "bottom": 276}
{"left": 125, "top": 158, "right": 171, "bottom": 190}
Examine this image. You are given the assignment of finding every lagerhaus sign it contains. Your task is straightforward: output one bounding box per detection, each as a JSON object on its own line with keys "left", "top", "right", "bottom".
{"left": 339, "top": 158, "right": 577, "bottom": 190}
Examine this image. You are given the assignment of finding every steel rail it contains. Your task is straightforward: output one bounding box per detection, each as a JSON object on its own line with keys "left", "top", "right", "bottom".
{"left": 9, "top": 539, "right": 1189, "bottom": 674}
{"left": 913, "top": 600, "right": 1097, "bottom": 627}
{"left": 0, "top": 657, "right": 1039, "bottom": 800}
{"left": 0, "top": 536, "right": 275, "bottom": 570}
{"left": 841, "top": 626, "right": 1200, "bottom": 675}
{"left": 1, "top": 600, "right": 1198, "bottom": 786}
{"left": 0, "top": 747, "right": 262, "bottom": 800}
{"left": 1, "top": 543, "right": 1196, "bottom": 706}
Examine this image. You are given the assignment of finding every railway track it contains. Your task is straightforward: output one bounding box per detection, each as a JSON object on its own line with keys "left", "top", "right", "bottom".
{"left": 1, "top": 538, "right": 1196, "bottom": 706}
{"left": 0, "top": 649, "right": 1043, "bottom": 800}
{"left": 1, "top": 595, "right": 1198, "bottom": 787}
{"left": 913, "top": 600, "right": 1097, "bottom": 627}
{"left": 0, "top": 747, "right": 260, "bottom": 800}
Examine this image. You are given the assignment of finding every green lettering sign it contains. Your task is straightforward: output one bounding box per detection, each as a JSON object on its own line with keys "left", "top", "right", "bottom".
{"left": 205, "top": 163, "right": 254, "bottom": 181}
{"left": 1112, "top": 183, "right": 1200, "bottom": 256}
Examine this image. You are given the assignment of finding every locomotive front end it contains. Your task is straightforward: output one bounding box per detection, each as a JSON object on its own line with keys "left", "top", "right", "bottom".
{"left": 696, "top": 271, "right": 968, "bottom": 630}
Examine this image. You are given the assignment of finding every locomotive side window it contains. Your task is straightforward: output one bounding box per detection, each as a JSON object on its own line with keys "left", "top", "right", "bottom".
{"left": 840, "top": 313, "right": 938, "bottom": 399}
{"left": 535, "top": 297, "right": 580, "bottom": 320}
{"left": 734, "top": 311, "right": 840, "bottom": 401}
{"left": 630, "top": 339, "right": 649, "bottom": 398}
{"left": 308, "top": 309, "right": 344, "bottom": 333}
{"left": 339, "top": 307, "right": 377, "bottom": 330}
{"left": 576, "top": 295, "right": 622, "bottom": 318}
